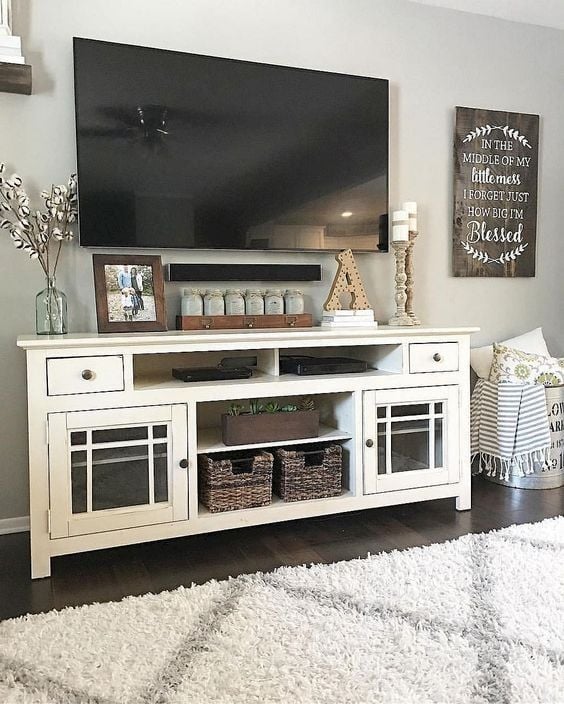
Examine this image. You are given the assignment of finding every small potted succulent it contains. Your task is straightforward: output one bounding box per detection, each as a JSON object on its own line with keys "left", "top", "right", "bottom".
{"left": 221, "top": 397, "right": 319, "bottom": 446}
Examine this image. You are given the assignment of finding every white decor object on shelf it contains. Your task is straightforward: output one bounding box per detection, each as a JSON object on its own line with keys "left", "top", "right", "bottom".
{"left": 402, "top": 201, "right": 417, "bottom": 232}
{"left": 18, "top": 324, "right": 477, "bottom": 578}
{"left": 402, "top": 201, "right": 421, "bottom": 326}
{"left": 321, "top": 309, "right": 377, "bottom": 328}
{"left": 181, "top": 289, "right": 203, "bottom": 316}
{"left": 203, "top": 289, "right": 225, "bottom": 316}
{"left": 388, "top": 239, "right": 413, "bottom": 326}
{"left": 0, "top": 0, "right": 12, "bottom": 35}
{"left": 391, "top": 210, "right": 409, "bottom": 241}
{"left": 0, "top": 1, "right": 26, "bottom": 64}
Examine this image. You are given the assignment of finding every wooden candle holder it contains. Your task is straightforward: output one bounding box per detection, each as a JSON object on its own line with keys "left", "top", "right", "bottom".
{"left": 405, "top": 230, "right": 421, "bottom": 325}
{"left": 388, "top": 241, "right": 414, "bottom": 326}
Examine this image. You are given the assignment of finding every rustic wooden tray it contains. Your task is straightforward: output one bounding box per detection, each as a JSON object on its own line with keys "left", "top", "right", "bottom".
{"left": 221, "top": 410, "right": 320, "bottom": 446}
{"left": 176, "top": 313, "right": 313, "bottom": 330}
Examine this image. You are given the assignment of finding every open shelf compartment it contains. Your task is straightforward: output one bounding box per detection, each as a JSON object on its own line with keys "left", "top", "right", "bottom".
{"left": 279, "top": 343, "right": 404, "bottom": 376}
{"left": 196, "top": 391, "right": 354, "bottom": 453}
{"left": 133, "top": 348, "right": 278, "bottom": 389}
{"left": 196, "top": 391, "right": 356, "bottom": 516}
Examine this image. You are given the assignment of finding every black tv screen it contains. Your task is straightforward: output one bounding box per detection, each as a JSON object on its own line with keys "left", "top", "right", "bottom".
{"left": 73, "top": 38, "right": 389, "bottom": 251}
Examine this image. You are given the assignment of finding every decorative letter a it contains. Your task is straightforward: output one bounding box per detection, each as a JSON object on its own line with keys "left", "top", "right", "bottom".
{"left": 323, "top": 249, "right": 371, "bottom": 311}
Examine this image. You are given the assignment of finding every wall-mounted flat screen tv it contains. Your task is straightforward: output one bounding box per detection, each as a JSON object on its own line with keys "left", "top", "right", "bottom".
{"left": 74, "top": 38, "right": 389, "bottom": 252}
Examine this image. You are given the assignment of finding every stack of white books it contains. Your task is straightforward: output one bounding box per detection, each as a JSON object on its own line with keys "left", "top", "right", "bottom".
{"left": 320, "top": 309, "right": 378, "bottom": 328}
{"left": 0, "top": 35, "right": 25, "bottom": 65}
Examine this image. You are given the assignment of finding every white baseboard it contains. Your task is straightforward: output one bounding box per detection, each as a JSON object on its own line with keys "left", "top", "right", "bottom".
{"left": 0, "top": 516, "right": 30, "bottom": 535}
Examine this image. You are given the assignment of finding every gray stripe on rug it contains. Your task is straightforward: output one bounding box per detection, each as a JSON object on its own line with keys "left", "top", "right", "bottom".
{"left": 265, "top": 556, "right": 564, "bottom": 671}
{"left": 139, "top": 578, "right": 249, "bottom": 704}
{"left": 495, "top": 533, "right": 564, "bottom": 552}
{"left": 0, "top": 654, "right": 119, "bottom": 704}
{"left": 263, "top": 576, "right": 465, "bottom": 634}
{"left": 468, "top": 535, "right": 512, "bottom": 704}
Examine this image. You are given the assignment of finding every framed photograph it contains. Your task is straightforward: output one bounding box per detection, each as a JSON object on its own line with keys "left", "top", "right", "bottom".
{"left": 93, "top": 254, "right": 167, "bottom": 333}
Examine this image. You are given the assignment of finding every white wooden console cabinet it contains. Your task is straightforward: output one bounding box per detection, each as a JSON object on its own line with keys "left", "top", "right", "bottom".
{"left": 18, "top": 326, "right": 477, "bottom": 578}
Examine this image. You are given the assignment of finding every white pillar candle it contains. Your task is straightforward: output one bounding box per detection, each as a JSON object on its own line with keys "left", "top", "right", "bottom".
{"left": 402, "top": 201, "right": 417, "bottom": 232}
{"left": 392, "top": 210, "right": 409, "bottom": 241}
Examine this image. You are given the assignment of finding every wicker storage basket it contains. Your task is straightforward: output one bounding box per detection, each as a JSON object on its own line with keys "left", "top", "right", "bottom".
{"left": 273, "top": 443, "right": 342, "bottom": 502}
{"left": 198, "top": 450, "right": 273, "bottom": 513}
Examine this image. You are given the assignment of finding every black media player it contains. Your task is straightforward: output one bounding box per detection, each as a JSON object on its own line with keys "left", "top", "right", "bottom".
{"left": 172, "top": 367, "right": 253, "bottom": 382}
{"left": 280, "top": 355, "right": 368, "bottom": 376}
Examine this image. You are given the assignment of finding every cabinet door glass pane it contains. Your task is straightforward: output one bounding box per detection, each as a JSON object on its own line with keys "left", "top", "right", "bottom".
{"left": 92, "top": 426, "right": 148, "bottom": 443}
{"left": 92, "top": 446, "right": 149, "bottom": 510}
{"left": 435, "top": 417, "right": 444, "bottom": 468}
{"left": 391, "top": 403, "right": 429, "bottom": 417}
{"left": 390, "top": 420, "right": 429, "bottom": 472}
{"left": 71, "top": 450, "right": 87, "bottom": 513}
{"left": 377, "top": 425, "right": 387, "bottom": 474}
{"left": 66, "top": 420, "right": 172, "bottom": 516}
{"left": 154, "top": 443, "right": 169, "bottom": 503}
{"left": 71, "top": 431, "right": 87, "bottom": 446}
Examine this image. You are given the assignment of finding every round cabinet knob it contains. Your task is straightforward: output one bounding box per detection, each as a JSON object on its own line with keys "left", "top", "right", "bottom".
{"left": 433, "top": 353, "right": 442, "bottom": 362}
{"left": 179, "top": 458, "right": 189, "bottom": 469}
{"left": 81, "top": 369, "right": 94, "bottom": 381}
{"left": 365, "top": 439, "right": 374, "bottom": 448}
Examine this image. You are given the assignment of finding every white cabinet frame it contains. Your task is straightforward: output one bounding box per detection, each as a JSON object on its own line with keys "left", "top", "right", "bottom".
{"left": 48, "top": 404, "right": 188, "bottom": 538}
{"left": 18, "top": 326, "right": 477, "bottom": 578}
{"left": 363, "top": 386, "right": 460, "bottom": 494}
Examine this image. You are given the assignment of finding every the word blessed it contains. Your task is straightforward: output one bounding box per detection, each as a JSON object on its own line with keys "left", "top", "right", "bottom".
{"left": 465, "top": 220, "right": 524, "bottom": 244}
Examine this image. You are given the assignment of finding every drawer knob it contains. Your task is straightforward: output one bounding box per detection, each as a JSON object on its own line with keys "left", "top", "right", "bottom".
{"left": 365, "top": 439, "right": 374, "bottom": 448}
{"left": 179, "top": 458, "right": 189, "bottom": 469}
{"left": 81, "top": 369, "right": 94, "bottom": 381}
{"left": 433, "top": 353, "right": 442, "bottom": 362}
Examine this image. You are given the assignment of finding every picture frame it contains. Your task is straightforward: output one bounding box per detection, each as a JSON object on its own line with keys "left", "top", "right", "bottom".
{"left": 92, "top": 254, "right": 167, "bottom": 333}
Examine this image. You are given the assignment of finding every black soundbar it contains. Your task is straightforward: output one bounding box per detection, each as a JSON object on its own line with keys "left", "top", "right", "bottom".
{"left": 167, "top": 263, "right": 322, "bottom": 282}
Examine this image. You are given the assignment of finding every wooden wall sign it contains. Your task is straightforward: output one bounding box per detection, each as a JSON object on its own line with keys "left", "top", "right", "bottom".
{"left": 452, "top": 106, "right": 539, "bottom": 277}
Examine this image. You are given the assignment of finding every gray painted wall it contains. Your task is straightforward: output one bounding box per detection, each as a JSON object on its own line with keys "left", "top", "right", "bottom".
{"left": 1, "top": 0, "right": 563, "bottom": 521}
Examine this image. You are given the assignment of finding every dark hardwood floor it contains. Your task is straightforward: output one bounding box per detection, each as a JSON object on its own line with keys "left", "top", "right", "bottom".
{"left": 1, "top": 476, "right": 562, "bottom": 621}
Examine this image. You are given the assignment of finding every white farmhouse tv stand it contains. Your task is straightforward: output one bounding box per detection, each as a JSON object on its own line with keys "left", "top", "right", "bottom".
{"left": 18, "top": 326, "right": 477, "bottom": 578}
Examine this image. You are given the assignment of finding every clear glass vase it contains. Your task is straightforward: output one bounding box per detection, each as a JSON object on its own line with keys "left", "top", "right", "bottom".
{"left": 35, "top": 276, "right": 68, "bottom": 335}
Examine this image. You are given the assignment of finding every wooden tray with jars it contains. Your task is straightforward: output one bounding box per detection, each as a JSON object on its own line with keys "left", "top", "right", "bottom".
{"left": 176, "top": 314, "right": 313, "bottom": 331}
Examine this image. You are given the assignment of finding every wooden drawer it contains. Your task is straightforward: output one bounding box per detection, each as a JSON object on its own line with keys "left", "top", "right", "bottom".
{"left": 409, "top": 343, "right": 459, "bottom": 373}
{"left": 47, "top": 355, "right": 125, "bottom": 396}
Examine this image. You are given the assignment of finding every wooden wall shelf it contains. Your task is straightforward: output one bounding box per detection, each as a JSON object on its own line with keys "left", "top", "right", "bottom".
{"left": 0, "top": 61, "right": 31, "bottom": 95}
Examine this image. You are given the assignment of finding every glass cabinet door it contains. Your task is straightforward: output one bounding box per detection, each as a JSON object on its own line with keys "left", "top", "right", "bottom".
{"left": 363, "top": 386, "right": 459, "bottom": 494}
{"left": 49, "top": 405, "right": 188, "bottom": 538}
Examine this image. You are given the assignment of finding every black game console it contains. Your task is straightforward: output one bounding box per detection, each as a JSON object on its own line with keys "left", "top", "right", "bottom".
{"left": 280, "top": 355, "right": 368, "bottom": 376}
{"left": 172, "top": 367, "right": 253, "bottom": 382}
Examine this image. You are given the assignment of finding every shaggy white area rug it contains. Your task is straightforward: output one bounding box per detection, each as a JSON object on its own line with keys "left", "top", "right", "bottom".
{"left": 0, "top": 518, "right": 563, "bottom": 704}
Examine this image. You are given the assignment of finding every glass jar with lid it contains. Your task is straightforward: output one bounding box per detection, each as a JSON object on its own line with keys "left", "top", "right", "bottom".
{"left": 224, "top": 289, "right": 245, "bottom": 315}
{"left": 245, "top": 289, "right": 265, "bottom": 315}
{"left": 203, "top": 289, "right": 225, "bottom": 315}
{"left": 284, "top": 289, "right": 305, "bottom": 314}
{"left": 264, "top": 289, "right": 284, "bottom": 315}
{"left": 181, "top": 288, "right": 203, "bottom": 316}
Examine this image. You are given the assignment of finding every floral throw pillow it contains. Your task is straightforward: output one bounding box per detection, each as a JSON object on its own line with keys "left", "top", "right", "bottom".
{"left": 489, "top": 343, "right": 564, "bottom": 386}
